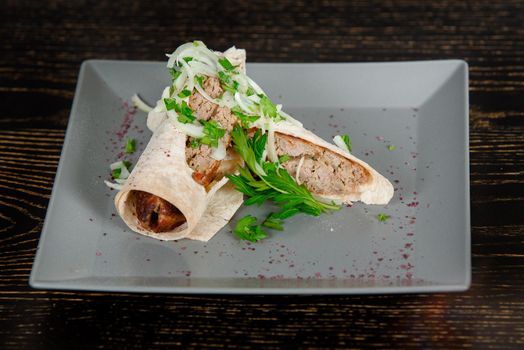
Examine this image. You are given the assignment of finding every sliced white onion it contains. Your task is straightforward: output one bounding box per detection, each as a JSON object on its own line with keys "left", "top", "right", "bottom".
{"left": 295, "top": 156, "right": 305, "bottom": 185}
{"left": 188, "top": 60, "right": 217, "bottom": 76}
{"left": 266, "top": 121, "right": 278, "bottom": 163}
{"left": 114, "top": 178, "right": 127, "bottom": 184}
{"left": 110, "top": 161, "right": 126, "bottom": 171}
{"left": 234, "top": 92, "right": 255, "bottom": 113}
{"left": 219, "top": 92, "right": 237, "bottom": 108}
{"left": 211, "top": 141, "right": 226, "bottom": 160}
{"left": 194, "top": 82, "right": 223, "bottom": 106}
{"left": 104, "top": 180, "right": 123, "bottom": 191}
{"left": 166, "top": 42, "right": 195, "bottom": 68}
{"left": 247, "top": 93, "right": 261, "bottom": 104}
{"left": 333, "top": 135, "right": 351, "bottom": 153}
{"left": 131, "top": 94, "right": 153, "bottom": 113}
{"left": 167, "top": 110, "right": 204, "bottom": 138}
{"left": 161, "top": 86, "right": 171, "bottom": 99}
{"left": 174, "top": 71, "right": 188, "bottom": 92}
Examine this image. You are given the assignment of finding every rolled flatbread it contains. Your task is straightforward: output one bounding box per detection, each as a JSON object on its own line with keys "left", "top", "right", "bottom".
{"left": 114, "top": 119, "right": 243, "bottom": 241}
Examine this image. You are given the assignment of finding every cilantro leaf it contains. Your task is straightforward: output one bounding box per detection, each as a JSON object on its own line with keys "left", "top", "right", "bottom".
{"left": 246, "top": 87, "right": 255, "bottom": 96}
{"left": 164, "top": 97, "right": 176, "bottom": 111}
{"left": 175, "top": 100, "right": 196, "bottom": 124}
{"left": 178, "top": 89, "right": 192, "bottom": 98}
{"left": 125, "top": 138, "right": 136, "bottom": 154}
{"left": 377, "top": 213, "right": 391, "bottom": 222}
{"left": 218, "top": 57, "right": 235, "bottom": 71}
{"left": 233, "top": 215, "right": 268, "bottom": 242}
{"left": 198, "top": 120, "right": 226, "bottom": 148}
{"left": 112, "top": 168, "right": 122, "bottom": 179}
{"left": 231, "top": 106, "right": 259, "bottom": 127}
{"left": 218, "top": 71, "right": 238, "bottom": 94}
{"left": 194, "top": 75, "right": 204, "bottom": 86}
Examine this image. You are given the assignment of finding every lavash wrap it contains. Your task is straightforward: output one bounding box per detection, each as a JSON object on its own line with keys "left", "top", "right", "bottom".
{"left": 114, "top": 48, "right": 246, "bottom": 241}
{"left": 114, "top": 120, "right": 243, "bottom": 241}
{"left": 270, "top": 121, "right": 394, "bottom": 205}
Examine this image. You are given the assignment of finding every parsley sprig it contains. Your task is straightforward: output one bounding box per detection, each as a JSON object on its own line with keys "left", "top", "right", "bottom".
{"left": 227, "top": 126, "right": 339, "bottom": 242}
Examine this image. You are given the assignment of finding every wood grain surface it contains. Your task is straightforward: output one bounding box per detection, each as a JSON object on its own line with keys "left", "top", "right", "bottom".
{"left": 1, "top": 0, "right": 523, "bottom": 348}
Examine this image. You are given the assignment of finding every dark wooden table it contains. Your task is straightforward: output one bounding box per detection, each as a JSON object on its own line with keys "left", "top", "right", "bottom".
{"left": 1, "top": 1, "right": 523, "bottom": 348}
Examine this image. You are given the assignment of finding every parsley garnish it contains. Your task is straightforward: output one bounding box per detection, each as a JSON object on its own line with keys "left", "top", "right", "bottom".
{"left": 246, "top": 87, "right": 255, "bottom": 96}
{"left": 218, "top": 71, "right": 239, "bottom": 94}
{"left": 163, "top": 97, "right": 176, "bottom": 111}
{"left": 194, "top": 75, "right": 204, "bottom": 86}
{"left": 258, "top": 95, "right": 283, "bottom": 121}
{"left": 175, "top": 101, "right": 196, "bottom": 124}
{"left": 231, "top": 106, "right": 259, "bottom": 127}
{"left": 233, "top": 215, "right": 268, "bottom": 242}
{"left": 112, "top": 161, "right": 132, "bottom": 179}
{"left": 377, "top": 213, "right": 391, "bottom": 222}
{"left": 278, "top": 155, "right": 291, "bottom": 163}
{"left": 218, "top": 57, "right": 235, "bottom": 71}
{"left": 198, "top": 120, "right": 226, "bottom": 148}
{"left": 190, "top": 139, "right": 200, "bottom": 149}
{"left": 125, "top": 138, "right": 136, "bottom": 154}
{"left": 169, "top": 68, "right": 181, "bottom": 81}
{"left": 387, "top": 145, "right": 396, "bottom": 151}
{"left": 112, "top": 168, "right": 122, "bottom": 179}
{"left": 178, "top": 89, "right": 192, "bottom": 98}
{"left": 341, "top": 135, "right": 352, "bottom": 152}
{"left": 193, "top": 41, "right": 199, "bottom": 47}
{"left": 227, "top": 126, "right": 339, "bottom": 242}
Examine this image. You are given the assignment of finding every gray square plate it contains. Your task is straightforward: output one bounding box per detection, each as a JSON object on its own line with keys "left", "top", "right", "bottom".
{"left": 30, "top": 60, "right": 470, "bottom": 294}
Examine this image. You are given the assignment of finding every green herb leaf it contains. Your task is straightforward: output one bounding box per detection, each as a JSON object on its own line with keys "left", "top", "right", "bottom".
{"left": 169, "top": 68, "right": 182, "bottom": 82}
{"left": 218, "top": 71, "right": 238, "bottom": 94}
{"left": 198, "top": 120, "right": 226, "bottom": 148}
{"left": 246, "top": 87, "right": 255, "bottom": 96}
{"left": 112, "top": 168, "right": 122, "bottom": 179}
{"left": 183, "top": 56, "right": 193, "bottom": 63}
{"left": 259, "top": 95, "right": 277, "bottom": 119}
{"left": 194, "top": 75, "right": 204, "bottom": 86}
{"left": 193, "top": 41, "right": 199, "bottom": 47}
{"left": 175, "top": 101, "right": 196, "bottom": 124}
{"left": 341, "top": 134, "right": 352, "bottom": 152}
{"left": 178, "top": 89, "right": 192, "bottom": 98}
{"left": 123, "top": 160, "right": 132, "bottom": 169}
{"left": 377, "top": 213, "right": 391, "bottom": 222}
{"left": 227, "top": 126, "right": 340, "bottom": 242}
{"left": 190, "top": 139, "right": 200, "bottom": 149}
{"left": 387, "top": 145, "right": 396, "bottom": 151}
{"left": 125, "top": 138, "right": 136, "bottom": 154}
{"left": 163, "top": 97, "right": 177, "bottom": 111}
{"left": 233, "top": 215, "right": 268, "bottom": 242}
{"left": 218, "top": 57, "right": 235, "bottom": 71}
{"left": 262, "top": 213, "right": 284, "bottom": 231}
{"left": 278, "top": 155, "right": 291, "bottom": 163}
{"left": 231, "top": 106, "right": 259, "bottom": 127}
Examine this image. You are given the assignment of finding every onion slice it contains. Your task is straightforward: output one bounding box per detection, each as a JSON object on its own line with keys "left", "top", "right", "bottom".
{"left": 295, "top": 156, "right": 305, "bottom": 185}
{"left": 167, "top": 111, "right": 204, "bottom": 138}
{"left": 333, "top": 135, "right": 351, "bottom": 153}
{"left": 131, "top": 94, "right": 153, "bottom": 113}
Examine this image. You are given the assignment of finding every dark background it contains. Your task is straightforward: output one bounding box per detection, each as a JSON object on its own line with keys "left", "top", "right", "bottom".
{"left": 1, "top": 1, "right": 523, "bottom": 348}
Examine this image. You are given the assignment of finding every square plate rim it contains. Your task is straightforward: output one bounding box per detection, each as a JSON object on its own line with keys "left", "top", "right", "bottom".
{"left": 29, "top": 59, "right": 471, "bottom": 294}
